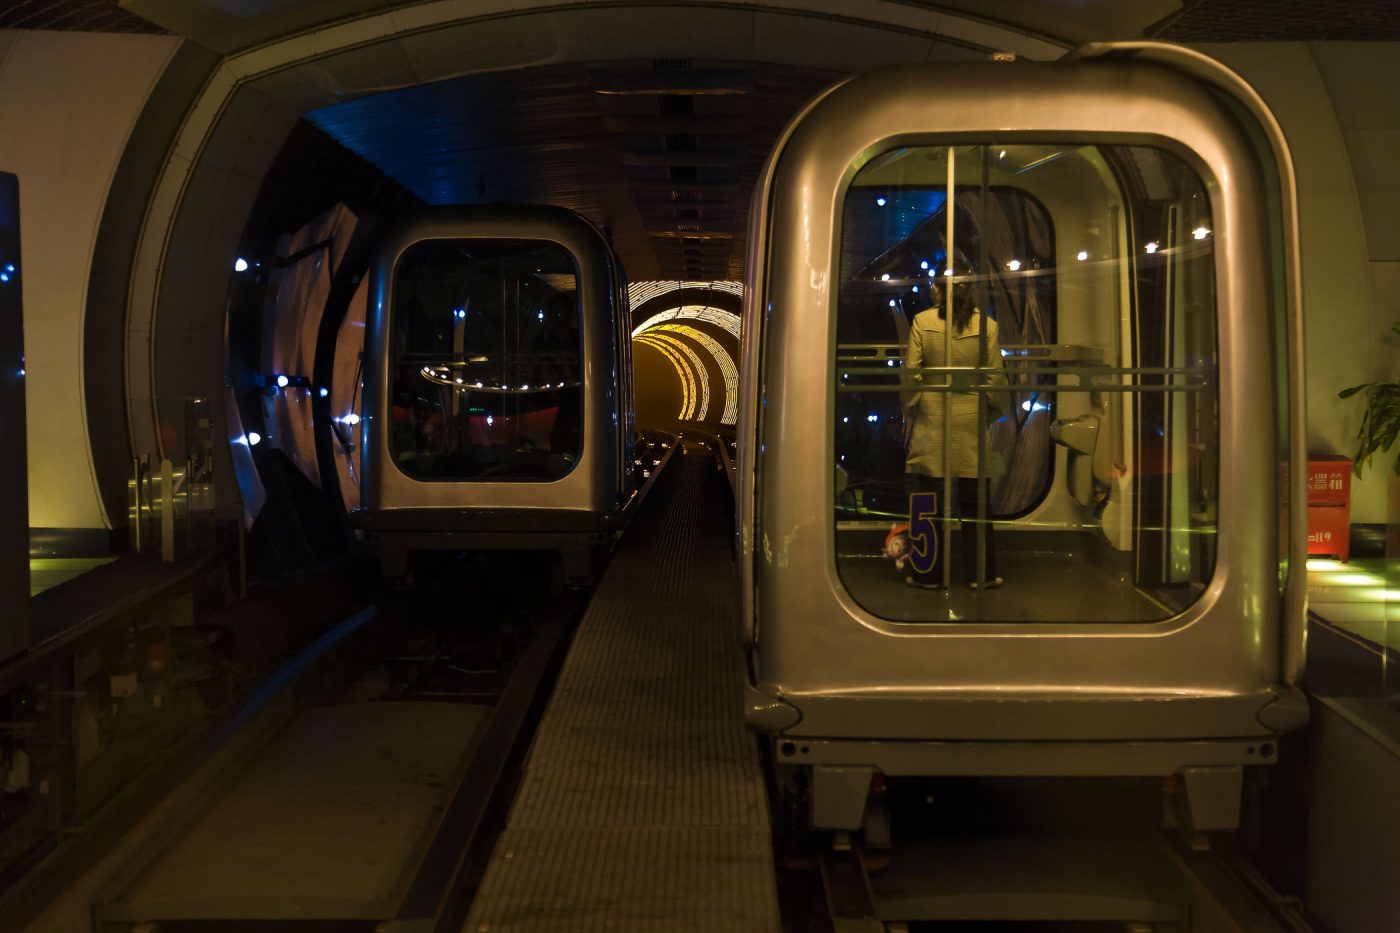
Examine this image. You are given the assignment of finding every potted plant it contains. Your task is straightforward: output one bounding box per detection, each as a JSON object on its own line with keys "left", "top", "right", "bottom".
{"left": 1339, "top": 322, "right": 1400, "bottom": 477}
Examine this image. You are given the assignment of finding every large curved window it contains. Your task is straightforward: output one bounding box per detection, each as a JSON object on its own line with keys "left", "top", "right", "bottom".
{"left": 834, "top": 143, "right": 1218, "bottom": 623}
{"left": 391, "top": 239, "right": 581, "bottom": 481}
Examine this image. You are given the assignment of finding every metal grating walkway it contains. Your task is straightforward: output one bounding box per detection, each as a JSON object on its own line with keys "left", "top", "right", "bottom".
{"left": 464, "top": 453, "right": 780, "bottom": 932}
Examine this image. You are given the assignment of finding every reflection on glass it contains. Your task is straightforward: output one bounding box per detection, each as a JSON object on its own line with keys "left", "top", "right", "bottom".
{"left": 835, "top": 144, "right": 1218, "bottom": 623}
{"left": 392, "top": 239, "right": 581, "bottom": 481}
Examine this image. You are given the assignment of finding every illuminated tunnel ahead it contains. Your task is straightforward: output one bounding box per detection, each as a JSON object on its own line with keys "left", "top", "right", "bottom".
{"left": 628, "top": 281, "right": 742, "bottom": 431}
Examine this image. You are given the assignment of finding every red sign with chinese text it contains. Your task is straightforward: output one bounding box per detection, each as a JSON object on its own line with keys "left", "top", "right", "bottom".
{"left": 1305, "top": 457, "right": 1351, "bottom": 561}
{"left": 1306, "top": 458, "right": 1351, "bottom": 507}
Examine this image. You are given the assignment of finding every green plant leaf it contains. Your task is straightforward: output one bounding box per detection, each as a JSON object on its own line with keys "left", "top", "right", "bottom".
{"left": 1341, "top": 331, "right": 1400, "bottom": 477}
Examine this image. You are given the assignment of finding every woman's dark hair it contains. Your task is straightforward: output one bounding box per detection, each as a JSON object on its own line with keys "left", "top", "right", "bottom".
{"left": 933, "top": 279, "right": 976, "bottom": 333}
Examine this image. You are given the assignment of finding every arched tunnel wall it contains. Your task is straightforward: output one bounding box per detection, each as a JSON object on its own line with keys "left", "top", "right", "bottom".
{"left": 0, "top": 30, "right": 181, "bottom": 542}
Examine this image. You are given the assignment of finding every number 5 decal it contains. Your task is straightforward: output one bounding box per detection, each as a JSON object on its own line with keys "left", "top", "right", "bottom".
{"left": 908, "top": 491, "right": 939, "bottom": 576}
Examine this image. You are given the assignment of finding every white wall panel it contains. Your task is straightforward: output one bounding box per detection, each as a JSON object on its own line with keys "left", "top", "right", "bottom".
{"left": 0, "top": 30, "right": 180, "bottom": 530}
{"left": 1198, "top": 43, "right": 1382, "bottom": 521}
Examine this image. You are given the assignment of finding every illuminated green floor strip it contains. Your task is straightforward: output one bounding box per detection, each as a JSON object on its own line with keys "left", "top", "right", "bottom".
{"left": 29, "top": 557, "right": 117, "bottom": 597}
{"left": 1307, "top": 557, "right": 1400, "bottom": 650}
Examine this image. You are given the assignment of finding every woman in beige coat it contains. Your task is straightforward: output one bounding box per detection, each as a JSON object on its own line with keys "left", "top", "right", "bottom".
{"left": 902, "top": 279, "right": 1007, "bottom": 589}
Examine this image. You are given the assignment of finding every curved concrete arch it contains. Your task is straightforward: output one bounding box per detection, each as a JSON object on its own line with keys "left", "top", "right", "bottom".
{"left": 117, "top": 0, "right": 1067, "bottom": 514}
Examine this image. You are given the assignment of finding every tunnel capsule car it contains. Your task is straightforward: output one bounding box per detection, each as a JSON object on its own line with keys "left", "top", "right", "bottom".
{"left": 354, "top": 205, "right": 635, "bottom": 577}
{"left": 737, "top": 45, "right": 1308, "bottom": 835}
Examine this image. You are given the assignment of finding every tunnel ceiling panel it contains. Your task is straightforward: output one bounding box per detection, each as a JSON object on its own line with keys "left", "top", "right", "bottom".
{"left": 306, "top": 60, "right": 838, "bottom": 283}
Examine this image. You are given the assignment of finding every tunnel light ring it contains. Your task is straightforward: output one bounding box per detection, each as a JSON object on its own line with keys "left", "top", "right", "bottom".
{"left": 635, "top": 334, "right": 698, "bottom": 420}
{"left": 637, "top": 331, "right": 709, "bottom": 421}
{"left": 627, "top": 280, "right": 744, "bottom": 312}
{"left": 631, "top": 304, "right": 741, "bottom": 338}
{"left": 652, "top": 323, "right": 739, "bottom": 425}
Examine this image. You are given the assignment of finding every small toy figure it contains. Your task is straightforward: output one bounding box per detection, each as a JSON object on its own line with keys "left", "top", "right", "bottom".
{"left": 883, "top": 523, "right": 911, "bottom": 572}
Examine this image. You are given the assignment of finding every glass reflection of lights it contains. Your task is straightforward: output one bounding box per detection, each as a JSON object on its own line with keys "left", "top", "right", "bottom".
{"left": 1076, "top": 250, "right": 1089, "bottom": 261}
{"left": 1006, "top": 259, "right": 1021, "bottom": 272}
{"left": 319, "top": 387, "right": 329, "bottom": 398}
{"left": 275, "top": 374, "right": 290, "bottom": 388}
{"left": 1192, "top": 226, "right": 1211, "bottom": 240}
{"left": 876, "top": 197, "right": 887, "bottom": 207}
{"left": 246, "top": 432, "right": 262, "bottom": 446}
{"left": 1144, "top": 241, "right": 1159, "bottom": 254}
{"left": 234, "top": 257, "right": 249, "bottom": 272}
{"left": 417, "top": 364, "right": 578, "bottom": 395}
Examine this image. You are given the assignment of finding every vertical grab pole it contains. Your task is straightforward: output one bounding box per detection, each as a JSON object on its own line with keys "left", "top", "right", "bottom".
{"left": 942, "top": 147, "right": 955, "bottom": 590}
{"left": 160, "top": 458, "right": 175, "bottom": 562}
{"left": 975, "top": 146, "right": 989, "bottom": 589}
{"left": 185, "top": 456, "right": 195, "bottom": 549}
{"left": 131, "top": 458, "right": 143, "bottom": 554}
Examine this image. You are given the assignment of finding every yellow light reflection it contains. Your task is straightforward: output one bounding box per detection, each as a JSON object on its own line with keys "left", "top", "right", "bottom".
{"left": 1307, "top": 559, "right": 1346, "bottom": 572}
{"left": 1328, "top": 572, "right": 1387, "bottom": 587}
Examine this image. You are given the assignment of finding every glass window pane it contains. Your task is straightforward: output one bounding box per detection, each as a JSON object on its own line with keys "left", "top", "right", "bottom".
{"left": 391, "top": 239, "right": 581, "bottom": 481}
{"left": 834, "top": 144, "right": 1218, "bottom": 623}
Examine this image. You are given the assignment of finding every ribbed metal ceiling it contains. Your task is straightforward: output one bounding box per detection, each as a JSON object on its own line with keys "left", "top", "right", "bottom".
{"left": 307, "top": 61, "right": 837, "bottom": 283}
{"left": 0, "top": 0, "right": 165, "bottom": 32}
{"left": 1150, "top": 0, "right": 1400, "bottom": 41}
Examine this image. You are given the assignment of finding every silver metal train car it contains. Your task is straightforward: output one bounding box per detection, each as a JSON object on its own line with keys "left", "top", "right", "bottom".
{"left": 737, "top": 44, "right": 1308, "bottom": 835}
{"left": 353, "top": 205, "right": 636, "bottom": 578}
